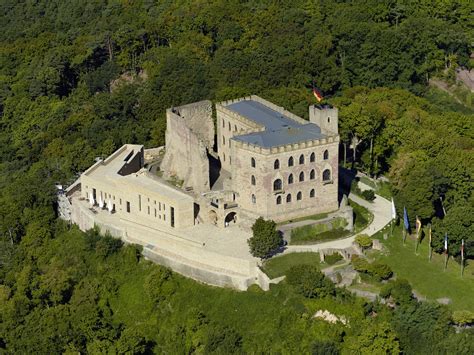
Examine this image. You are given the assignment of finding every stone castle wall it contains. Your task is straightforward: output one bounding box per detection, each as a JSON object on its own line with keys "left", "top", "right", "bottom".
{"left": 161, "top": 100, "right": 214, "bottom": 193}
{"left": 231, "top": 139, "right": 339, "bottom": 222}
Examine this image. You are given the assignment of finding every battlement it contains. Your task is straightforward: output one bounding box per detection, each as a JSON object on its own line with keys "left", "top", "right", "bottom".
{"left": 232, "top": 135, "right": 339, "bottom": 155}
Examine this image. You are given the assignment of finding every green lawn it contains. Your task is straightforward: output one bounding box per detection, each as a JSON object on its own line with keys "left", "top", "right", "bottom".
{"left": 277, "top": 211, "right": 333, "bottom": 226}
{"left": 288, "top": 201, "right": 372, "bottom": 245}
{"left": 262, "top": 252, "right": 321, "bottom": 279}
{"left": 290, "top": 217, "right": 350, "bottom": 245}
{"left": 349, "top": 200, "right": 373, "bottom": 233}
{"left": 373, "top": 225, "right": 474, "bottom": 311}
{"left": 358, "top": 176, "right": 393, "bottom": 201}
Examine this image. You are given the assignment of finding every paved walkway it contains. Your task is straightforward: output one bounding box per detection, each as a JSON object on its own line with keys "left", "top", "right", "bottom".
{"left": 284, "top": 187, "right": 392, "bottom": 253}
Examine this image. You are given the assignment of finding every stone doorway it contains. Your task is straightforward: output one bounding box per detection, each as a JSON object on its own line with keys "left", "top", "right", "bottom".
{"left": 224, "top": 212, "right": 237, "bottom": 227}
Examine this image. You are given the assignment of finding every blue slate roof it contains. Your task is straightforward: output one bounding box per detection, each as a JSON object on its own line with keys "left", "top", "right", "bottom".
{"left": 226, "top": 100, "right": 325, "bottom": 148}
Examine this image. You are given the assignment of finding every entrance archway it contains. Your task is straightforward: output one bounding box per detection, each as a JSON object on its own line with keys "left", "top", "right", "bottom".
{"left": 224, "top": 212, "right": 237, "bottom": 227}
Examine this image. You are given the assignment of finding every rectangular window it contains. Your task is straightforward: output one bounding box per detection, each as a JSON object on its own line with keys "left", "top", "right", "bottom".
{"left": 163, "top": 204, "right": 166, "bottom": 211}
{"left": 126, "top": 201, "right": 131, "bottom": 213}
{"left": 138, "top": 194, "right": 141, "bottom": 211}
{"left": 147, "top": 206, "right": 150, "bottom": 215}
{"left": 159, "top": 202, "right": 161, "bottom": 211}
{"left": 163, "top": 214, "right": 166, "bottom": 221}
{"left": 120, "top": 198, "right": 122, "bottom": 205}
{"left": 154, "top": 208, "right": 157, "bottom": 217}
{"left": 170, "top": 207, "right": 175, "bottom": 228}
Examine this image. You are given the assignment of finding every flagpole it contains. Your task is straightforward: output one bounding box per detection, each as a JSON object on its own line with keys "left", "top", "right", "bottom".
{"left": 415, "top": 215, "right": 418, "bottom": 254}
{"left": 444, "top": 233, "right": 448, "bottom": 271}
{"left": 428, "top": 224, "right": 432, "bottom": 262}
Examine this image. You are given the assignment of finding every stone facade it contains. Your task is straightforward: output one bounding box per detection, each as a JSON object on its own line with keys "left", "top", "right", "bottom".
{"left": 160, "top": 100, "right": 214, "bottom": 194}
{"left": 70, "top": 95, "right": 341, "bottom": 231}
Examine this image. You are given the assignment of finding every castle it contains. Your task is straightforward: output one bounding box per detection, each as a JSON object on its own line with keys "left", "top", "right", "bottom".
{"left": 68, "top": 95, "right": 339, "bottom": 231}
{"left": 64, "top": 96, "right": 342, "bottom": 289}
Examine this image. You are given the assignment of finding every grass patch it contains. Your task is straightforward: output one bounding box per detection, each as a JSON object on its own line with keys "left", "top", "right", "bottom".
{"left": 357, "top": 176, "right": 393, "bottom": 200}
{"left": 287, "top": 201, "right": 372, "bottom": 245}
{"left": 350, "top": 200, "right": 372, "bottom": 233}
{"left": 262, "top": 252, "right": 321, "bottom": 279}
{"left": 290, "top": 218, "right": 349, "bottom": 245}
{"left": 373, "top": 225, "right": 474, "bottom": 311}
{"left": 277, "top": 211, "right": 333, "bottom": 226}
{"left": 349, "top": 282, "right": 381, "bottom": 294}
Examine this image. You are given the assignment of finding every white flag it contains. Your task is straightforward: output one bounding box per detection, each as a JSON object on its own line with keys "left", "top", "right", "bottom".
{"left": 391, "top": 198, "right": 397, "bottom": 220}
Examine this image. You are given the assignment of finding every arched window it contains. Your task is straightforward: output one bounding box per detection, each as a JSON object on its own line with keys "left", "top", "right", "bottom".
{"left": 273, "top": 179, "right": 282, "bottom": 191}
{"left": 310, "top": 189, "right": 315, "bottom": 198}
{"left": 222, "top": 136, "right": 225, "bottom": 145}
{"left": 288, "top": 156, "right": 294, "bottom": 167}
{"left": 251, "top": 157, "right": 256, "bottom": 168}
{"left": 297, "top": 191, "right": 302, "bottom": 200}
{"left": 310, "top": 152, "right": 315, "bottom": 162}
{"left": 276, "top": 196, "right": 282, "bottom": 205}
{"left": 299, "top": 154, "right": 305, "bottom": 164}
{"left": 286, "top": 194, "right": 292, "bottom": 203}
{"left": 222, "top": 119, "right": 225, "bottom": 127}
{"left": 288, "top": 174, "right": 294, "bottom": 184}
{"left": 310, "top": 169, "right": 315, "bottom": 180}
{"left": 223, "top": 153, "right": 226, "bottom": 162}
{"left": 228, "top": 122, "right": 231, "bottom": 131}
{"left": 274, "top": 159, "right": 280, "bottom": 169}
{"left": 299, "top": 171, "right": 304, "bottom": 182}
{"left": 252, "top": 194, "right": 256, "bottom": 204}
{"left": 323, "top": 169, "right": 331, "bottom": 181}
{"left": 234, "top": 125, "right": 237, "bottom": 131}
{"left": 251, "top": 175, "right": 256, "bottom": 185}
{"left": 323, "top": 150, "right": 329, "bottom": 160}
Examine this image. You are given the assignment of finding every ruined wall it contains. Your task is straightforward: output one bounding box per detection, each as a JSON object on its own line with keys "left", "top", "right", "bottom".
{"left": 161, "top": 100, "right": 214, "bottom": 193}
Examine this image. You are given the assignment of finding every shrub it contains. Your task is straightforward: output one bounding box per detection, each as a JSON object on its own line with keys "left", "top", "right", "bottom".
{"left": 380, "top": 279, "right": 413, "bottom": 305}
{"left": 311, "top": 340, "right": 340, "bottom": 355}
{"left": 355, "top": 234, "right": 373, "bottom": 250}
{"left": 248, "top": 218, "right": 283, "bottom": 259}
{"left": 144, "top": 266, "right": 175, "bottom": 303}
{"left": 452, "top": 310, "right": 474, "bottom": 326}
{"left": 324, "top": 253, "right": 343, "bottom": 265}
{"left": 351, "top": 255, "right": 370, "bottom": 273}
{"left": 352, "top": 256, "right": 393, "bottom": 281}
{"left": 95, "top": 233, "right": 124, "bottom": 258}
{"left": 361, "top": 189, "right": 375, "bottom": 201}
{"left": 205, "top": 324, "right": 242, "bottom": 354}
{"left": 286, "top": 265, "right": 335, "bottom": 298}
{"left": 369, "top": 262, "right": 393, "bottom": 280}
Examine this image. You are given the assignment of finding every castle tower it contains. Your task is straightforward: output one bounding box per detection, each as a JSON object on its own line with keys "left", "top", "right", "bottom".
{"left": 309, "top": 105, "right": 338, "bottom": 135}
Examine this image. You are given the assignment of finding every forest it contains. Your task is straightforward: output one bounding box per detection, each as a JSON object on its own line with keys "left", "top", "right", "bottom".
{"left": 0, "top": 0, "right": 473, "bottom": 353}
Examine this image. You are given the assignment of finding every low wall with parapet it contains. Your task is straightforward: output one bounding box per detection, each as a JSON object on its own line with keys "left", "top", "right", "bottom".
{"left": 71, "top": 197, "right": 266, "bottom": 291}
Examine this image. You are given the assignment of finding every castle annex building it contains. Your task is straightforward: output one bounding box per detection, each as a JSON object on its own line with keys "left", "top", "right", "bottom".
{"left": 68, "top": 95, "right": 339, "bottom": 233}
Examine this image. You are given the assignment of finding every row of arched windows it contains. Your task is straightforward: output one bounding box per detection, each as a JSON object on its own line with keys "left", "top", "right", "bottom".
{"left": 222, "top": 118, "right": 238, "bottom": 132}
{"left": 273, "top": 169, "right": 331, "bottom": 191}
{"left": 273, "top": 150, "right": 329, "bottom": 170}
{"left": 275, "top": 189, "right": 316, "bottom": 205}
{"left": 250, "top": 151, "right": 329, "bottom": 170}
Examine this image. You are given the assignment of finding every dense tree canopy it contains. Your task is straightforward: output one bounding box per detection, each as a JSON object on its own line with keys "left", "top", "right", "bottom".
{"left": 0, "top": 0, "right": 473, "bottom": 353}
